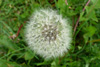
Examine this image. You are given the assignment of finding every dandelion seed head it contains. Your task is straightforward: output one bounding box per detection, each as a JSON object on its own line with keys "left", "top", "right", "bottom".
{"left": 25, "top": 8, "right": 72, "bottom": 60}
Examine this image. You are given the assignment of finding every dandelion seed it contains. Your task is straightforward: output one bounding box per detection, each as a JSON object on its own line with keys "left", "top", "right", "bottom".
{"left": 25, "top": 8, "right": 72, "bottom": 60}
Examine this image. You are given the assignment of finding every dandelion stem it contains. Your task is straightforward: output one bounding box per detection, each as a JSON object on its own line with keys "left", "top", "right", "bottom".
{"left": 73, "top": 0, "right": 90, "bottom": 35}
{"left": 65, "top": 0, "right": 68, "bottom": 5}
{"left": 16, "top": 21, "right": 26, "bottom": 38}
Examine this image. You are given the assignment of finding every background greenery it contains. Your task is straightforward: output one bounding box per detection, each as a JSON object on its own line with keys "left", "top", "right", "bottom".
{"left": 0, "top": 0, "right": 100, "bottom": 67}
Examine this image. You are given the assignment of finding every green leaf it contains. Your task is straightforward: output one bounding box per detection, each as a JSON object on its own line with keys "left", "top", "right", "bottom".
{"left": 51, "top": 61, "right": 57, "bottom": 67}
{"left": 56, "top": 0, "right": 66, "bottom": 8}
{"left": 25, "top": 50, "right": 34, "bottom": 60}
{"left": 0, "top": 59, "right": 22, "bottom": 67}
{"left": 0, "top": 0, "right": 2, "bottom": 6}
{"left": 0, "top": 36, "right": 19, "bottom": 50}
{"left": 21, "top": 11, "right": 29, "bottom": 19}
{"left": 85, "top": 6, "right": 98, "bottom": 22}
{"left": 87, "top": 26, "right": 96, "bottom": 36}
{"left": 1, "top": 22, "right": 14, "bottom": 34}
{"left": 0, "top": 60, "right": 7, "bottom": 67}
{"left": 80, "top": 12, "right": 88, "bottom": 21}
{"left": 83, "top": 26, "right": 97, "bottom": 43}
{"left": 67, "top": 10, "right": 77, "bottom": 16}
{"left": 91, "top": 0, "right": 100, "bottom": 9}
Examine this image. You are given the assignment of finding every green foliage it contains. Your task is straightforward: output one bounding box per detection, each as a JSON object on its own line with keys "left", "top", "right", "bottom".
{"left": 83, "top": 26, "right": 97, "bottom": 43}
{"left": 24, "top": 50, "right": 34, "bottom": 60}
{"left": 0, "top": 0, "right": 100, "bottom": 67}
{"left": 0, "top": 59, "right": 22, "bottom": 67}
{"left": 91, "top": 0, "right": 100, "bottom": 9}
{"left": 0, "top": 0, "right": 2, "bottom": 6}
{"left": 0, "top": 36, "right": 19, "bottom": 50}
{"left": 85, "top": 6, "right": 98, "bottom": 22}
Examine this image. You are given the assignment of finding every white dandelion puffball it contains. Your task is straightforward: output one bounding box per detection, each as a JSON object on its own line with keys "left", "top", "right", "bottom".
{"left": 25, "top": 8, "right": 72, "bottom": 60}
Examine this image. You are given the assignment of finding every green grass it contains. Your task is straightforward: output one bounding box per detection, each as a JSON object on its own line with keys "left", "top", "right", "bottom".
{"left": 0, "top": 0, "right": 100, "bottom": 67}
